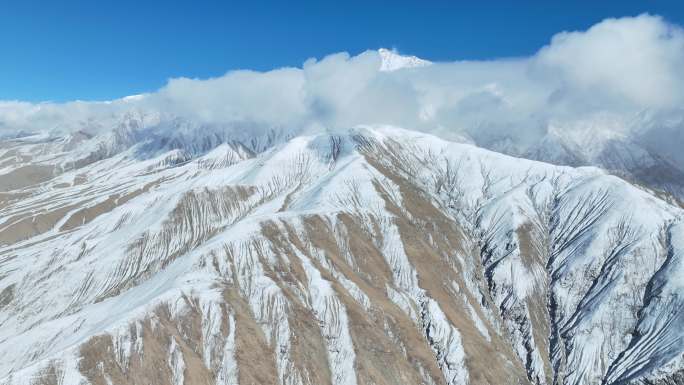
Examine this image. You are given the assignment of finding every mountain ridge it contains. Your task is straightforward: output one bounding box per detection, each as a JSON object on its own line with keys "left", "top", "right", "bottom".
{"left": 1, "top": 125, "right": 683, "bottom": 385}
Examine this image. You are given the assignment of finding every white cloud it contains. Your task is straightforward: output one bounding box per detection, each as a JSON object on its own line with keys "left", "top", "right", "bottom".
{"left": 2, "top": 14, "right": 683, "bottom": 154}
{"left": 533, "top": 14, "right": 684, "bottom": 109}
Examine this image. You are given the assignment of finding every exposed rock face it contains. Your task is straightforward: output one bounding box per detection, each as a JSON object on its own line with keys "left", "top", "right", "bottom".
{"left": 0, "top": 126, "right": 683, "bottom": 385}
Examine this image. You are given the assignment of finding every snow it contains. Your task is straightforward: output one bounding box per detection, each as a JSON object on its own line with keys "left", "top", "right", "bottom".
{"left": 296, "top": 247, "right": 357, "bottom": 385}
{"left": 1, "top": 123, "right": 684, "bottom": 385}
{"left": 423, "top": 298, "right": 469, "bottom": 385}
{"left": 168, "top": 337, "right": 186, "bottom": 385}
{"left": 378, "top": 48, "right": 432, "bottom": 72}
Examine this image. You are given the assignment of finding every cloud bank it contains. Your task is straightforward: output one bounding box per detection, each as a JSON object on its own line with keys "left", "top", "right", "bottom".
{"left": 2, "top": 14, "right": 683, "bottom": 153}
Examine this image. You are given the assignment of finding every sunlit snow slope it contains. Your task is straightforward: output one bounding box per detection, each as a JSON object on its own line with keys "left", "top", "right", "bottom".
{"left": 0, "top": 124, "right": 683, "bottom": 385}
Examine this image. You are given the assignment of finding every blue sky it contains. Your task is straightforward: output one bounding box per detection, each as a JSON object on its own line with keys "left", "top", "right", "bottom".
{"left": 2, "top": 0, "right": 684, "bottom": 102}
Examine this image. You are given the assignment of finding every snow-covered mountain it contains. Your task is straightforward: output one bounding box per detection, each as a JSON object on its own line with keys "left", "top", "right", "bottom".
{"left": 378, "top": 48, "right": 432, "bottom": 71}
{"left": 385, "top": 50, "right": 684, "bottom": 201}
{"left": 520, "top": 119, "right": 684, "bottom": 201}
{"left": 1, "top": 120, "right": 683, "bottom": 385}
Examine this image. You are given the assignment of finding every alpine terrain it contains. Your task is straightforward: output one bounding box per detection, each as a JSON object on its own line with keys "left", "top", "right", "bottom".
{"left": 1, "top": 110, "right": 684, "bottom": 385}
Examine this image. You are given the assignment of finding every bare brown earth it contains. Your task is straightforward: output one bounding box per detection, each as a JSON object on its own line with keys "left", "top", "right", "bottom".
{"left": 0, "top": 165, "right": 54, "bottom": 192}
{"left": 0, "top": 203, "right": 79, "bottom": 245}
{"left": 364, "top": 151, "right": 530, "bottom": 385}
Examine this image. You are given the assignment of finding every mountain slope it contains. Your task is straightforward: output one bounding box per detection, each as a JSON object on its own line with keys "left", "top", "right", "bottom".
{"left": 522, "top": 120, "right": 684, "bottom": 201}
{"left": 0, "top": 126, "right": 683, "bottom": 385}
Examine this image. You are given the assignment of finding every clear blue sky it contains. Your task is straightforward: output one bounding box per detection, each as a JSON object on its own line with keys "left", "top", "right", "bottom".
{"left": 2, "top": 0, "right": 683, "bottom": 102}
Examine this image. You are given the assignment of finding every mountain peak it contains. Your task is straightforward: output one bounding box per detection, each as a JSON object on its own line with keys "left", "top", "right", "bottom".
{"left": 378, "top": 48, "right": 431, "bottom": 71}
